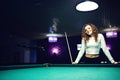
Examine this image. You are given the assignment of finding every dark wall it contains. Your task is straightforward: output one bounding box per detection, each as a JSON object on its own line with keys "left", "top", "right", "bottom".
{"left": 0, "top": 32, "right": 37, "bottom": 65}
{"left": 36, "top": 37, "right": 72, "bottom": 64}
{"left": 0, "top": 32, "right": 120, "bottom": 65}
{"left": 105, "top": 33, "right": 120, "bottom": 61}
{"left": 37, "top": 33, "right": 120, "bottom": 64}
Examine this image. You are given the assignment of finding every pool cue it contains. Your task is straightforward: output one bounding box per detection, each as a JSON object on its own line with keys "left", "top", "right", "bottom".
{"left": 65, "top": 32, "right": 73, "bottom": 63}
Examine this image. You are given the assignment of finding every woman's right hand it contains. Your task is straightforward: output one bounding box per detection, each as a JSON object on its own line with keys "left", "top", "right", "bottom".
{"left": 72, "top": 62, "right": 77, "bottom": 64}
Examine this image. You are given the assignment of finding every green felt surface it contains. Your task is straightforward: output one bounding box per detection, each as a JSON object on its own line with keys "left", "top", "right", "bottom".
{"left": 0, "top": 64, "right": 120, "bottom": 80}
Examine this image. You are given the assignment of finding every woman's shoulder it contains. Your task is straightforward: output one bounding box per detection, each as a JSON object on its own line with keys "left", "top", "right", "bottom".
{"left": 98, "top": 33, "right": 104, "bottom": 36}
{"left": 98, "top": 33, "right": 104, "bottom": 38}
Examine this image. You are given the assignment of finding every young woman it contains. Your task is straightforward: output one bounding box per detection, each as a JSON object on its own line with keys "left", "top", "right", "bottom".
{"left": 72, "top": 23, "right": 118, "bottom": 64}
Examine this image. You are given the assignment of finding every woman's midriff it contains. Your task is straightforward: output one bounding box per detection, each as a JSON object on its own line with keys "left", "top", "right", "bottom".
{"left": 85, "top": 54, "right": 99, "bottom": 58}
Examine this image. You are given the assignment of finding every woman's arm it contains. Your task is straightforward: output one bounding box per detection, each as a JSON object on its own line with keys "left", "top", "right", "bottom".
{"left": 100, "top": 34, "right": 115, "bottom": 63}
{"left": 74, "top": 39, "right": 86, "bottom": 64}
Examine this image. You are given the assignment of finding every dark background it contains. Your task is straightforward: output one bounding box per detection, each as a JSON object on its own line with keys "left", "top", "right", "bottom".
{"left": 0, "top": 0, "right": 120, "bottom": 65}
{"left": 1, "top": 0, "right": 120, "bottom": 37}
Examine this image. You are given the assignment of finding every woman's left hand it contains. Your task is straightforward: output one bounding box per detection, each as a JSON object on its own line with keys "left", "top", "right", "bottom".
{"left": 113, "top": 61, "right": 118, "bottom": 64}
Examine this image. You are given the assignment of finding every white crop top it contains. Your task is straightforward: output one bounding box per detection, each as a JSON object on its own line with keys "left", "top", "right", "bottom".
{"left": 75, "top": 33, "right": 115, "bottom": 63}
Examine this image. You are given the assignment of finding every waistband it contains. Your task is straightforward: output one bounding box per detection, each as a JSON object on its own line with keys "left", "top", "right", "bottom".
{"left": 85, "top": 54, "right": 99, "bottom": 58}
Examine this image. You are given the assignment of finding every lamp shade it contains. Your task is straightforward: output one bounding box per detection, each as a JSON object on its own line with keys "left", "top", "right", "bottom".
{"left": 76, "top": 1, "right": 99, "bottom": 11}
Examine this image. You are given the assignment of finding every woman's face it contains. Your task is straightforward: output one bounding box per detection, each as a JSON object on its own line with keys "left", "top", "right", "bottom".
{"left": 84, "top": 25, "right": 93, "bottom": 35}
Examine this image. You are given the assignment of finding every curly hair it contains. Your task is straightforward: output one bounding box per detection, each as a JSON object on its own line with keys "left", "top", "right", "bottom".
{"left": 81, "top": 23, "right": 99, "bottom": 43}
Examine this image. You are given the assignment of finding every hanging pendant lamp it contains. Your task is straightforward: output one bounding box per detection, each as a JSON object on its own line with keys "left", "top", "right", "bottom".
{"left": 76, "top": 1, "right": 99, "bottom": 12}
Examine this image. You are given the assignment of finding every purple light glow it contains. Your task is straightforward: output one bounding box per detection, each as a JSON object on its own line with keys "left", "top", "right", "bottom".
{"left": 106, "top": 31, "right": 117, "bottom": 38}
{"left": 48, "top": 36, "right": 57, "bottom": 42}
{"left": 107, "top": 44, "right": 111, "bottom": 50}
{"left": 77, "top": 44, "right": 82, "bottom": 50}
{"left": 50, "top": 46, "right": 61, "bottom": 55}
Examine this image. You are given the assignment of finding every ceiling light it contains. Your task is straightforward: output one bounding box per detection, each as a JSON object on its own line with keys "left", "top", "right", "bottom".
{"left": 76, "top": 1, "right": 99, "bottom": 12}
{"left": 103, "top": 27, "right": 120, "bottom": 32}
{"left": 46, "top": 33, "right": 63, "bottom": 37}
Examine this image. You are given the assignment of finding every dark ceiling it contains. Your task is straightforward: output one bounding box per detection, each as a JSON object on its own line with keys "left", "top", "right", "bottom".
{"left": 1, "top": 0, "right": 120, "bottom": 39}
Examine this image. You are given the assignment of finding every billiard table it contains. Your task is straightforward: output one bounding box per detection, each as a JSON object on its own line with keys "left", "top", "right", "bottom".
{"left": 0, "top": 64, "right": 120, "bottom": 80}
